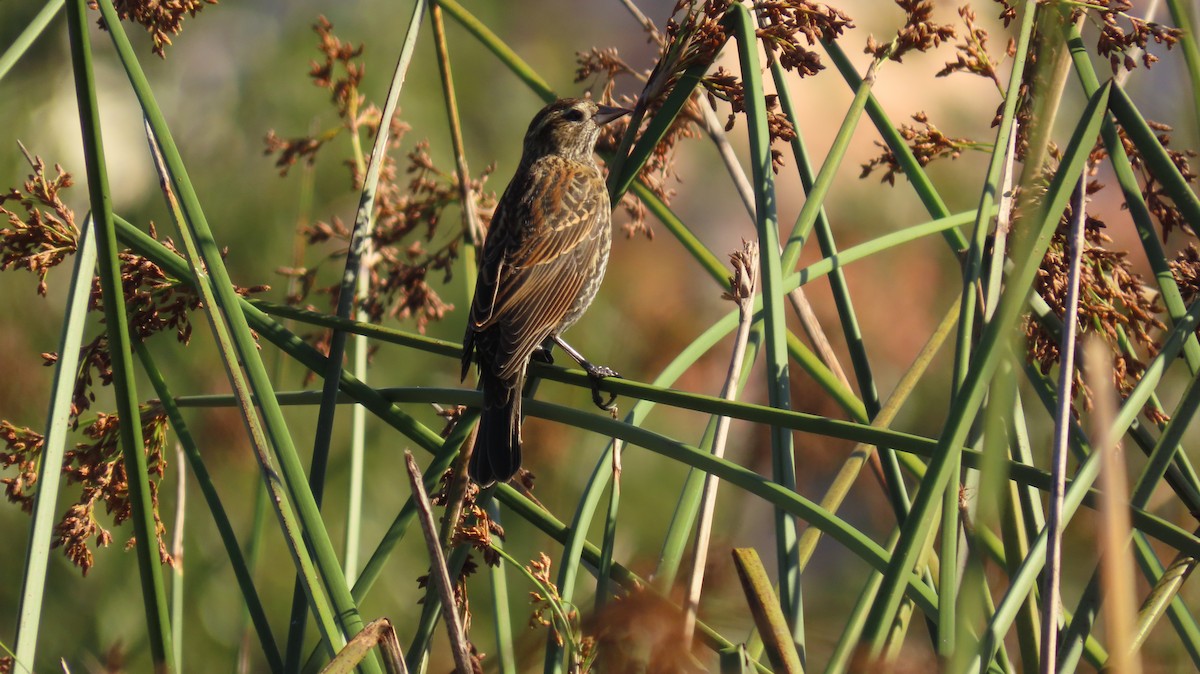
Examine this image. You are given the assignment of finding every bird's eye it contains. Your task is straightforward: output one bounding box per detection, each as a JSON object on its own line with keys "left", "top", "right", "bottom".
{"left": 562, "top": 108, "right": 585, "bottom": 122}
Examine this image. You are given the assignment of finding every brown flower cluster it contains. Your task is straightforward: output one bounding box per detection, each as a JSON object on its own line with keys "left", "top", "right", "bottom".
{"left": 91, "top": 0, "right": 217, "bottom": 58}
{"left": 268, "top": 19, "right": 490, "bottom": 336}
{"left": 938, "top": 6, "right": 1015, "bottom": 88}
{"left": 576, "top": 48, "right": 634, "bottom": 103}
{"left": 866, "top": 0, "right": 957, "bottom": 62}
{"left": 1024, "top": 177, "right": 1167, "bottom": 420}
{"left": 526, "top": 553, "right": 581, "bottom": 645}
{"left": 861, "top": 112, "right": 978, "bottom": 184}
{"left": 577, "top": 48, "right": 697, "bottom": 239}
{"left": 596, "top": 99, "right": 704, "bottom": 239}
{"left": 3, "top": 408, "right": 175, "bottom": 575}
{"left": 61, "top": 224, "right": 264, "bottom": 420}
{"left": 2, "top": 155, "right": 264, "bottom": 422}
{"left": 1087, "top": 0, "right": 1182, "bottom": 73}
{"left": 702, "top": 68, "right": 797, "bottom": 174}
{"left": 755, "top": 0, "right": 854, "bottom": 77}
{"left": 580, "top": 1, "right": 850, "bottom": 238}
{"left": 1104, "top": 121, "right": 1198, "bottom": 241}
{"left": 577, "top": 2, "right": 726, "bottom": 240}
{"left": 309, "top": 15, "right": 365, "bottom": 121}
{"left": 264, "top": 17, "right": 371, "bottom": 176}
{"left": 0, "top": 154, "right": 273, "bottom": 575}
{"left": 1171, "top": 244, "right": 1200, "bottom": 307}
{"left": 1, "top": 421, "right": 44, "bottom": 512}
{"left": 665, "top": 1, "right": 735, "bottom": 77}
{"left": 431, "top": 468, "right": 504, "bottom": 569}
{"left": 994, "top": 0, "right": 1017, "bottom": 27}
{"left": 277, "top": 139, "right": 490, "bottom": 335}
{"left": 54, "top": 407, "right": 174, "bottom": 575}
{"left": 0, "top": 155, "right": 78, "bottom": 296}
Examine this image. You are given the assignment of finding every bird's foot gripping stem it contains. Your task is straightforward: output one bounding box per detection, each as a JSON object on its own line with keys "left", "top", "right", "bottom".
{"left": 551, "top": 336, "right": 620, "bottom": 411}
{"left": 583, "top": 363, "right": 619, "bottom": 411}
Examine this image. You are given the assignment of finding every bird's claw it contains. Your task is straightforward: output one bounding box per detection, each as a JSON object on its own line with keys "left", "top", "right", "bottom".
{"left": 585, "top": 364, "right": 620, "bottom": 411}
{"left": 531, "top": 346, "right": 554, "bottom": 365}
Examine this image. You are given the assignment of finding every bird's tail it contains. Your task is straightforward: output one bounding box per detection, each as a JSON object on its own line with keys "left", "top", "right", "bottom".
{"left": 469, "top": 371, "right": 524, "bottom": 486}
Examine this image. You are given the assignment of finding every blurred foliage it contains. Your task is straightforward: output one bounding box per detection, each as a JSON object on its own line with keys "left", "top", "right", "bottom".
{"left": 2, "top": 0, "right": 1200, "bottom": 672}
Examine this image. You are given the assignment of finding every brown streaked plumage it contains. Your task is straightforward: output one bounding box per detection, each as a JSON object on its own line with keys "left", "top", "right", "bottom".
{"left": 462, "top": 98, "right": 630, "bottom": 486}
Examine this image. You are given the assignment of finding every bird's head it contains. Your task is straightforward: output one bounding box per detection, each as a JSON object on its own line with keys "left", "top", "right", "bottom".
{"left": 521, "top": 98, "right": 631, "bottom": 163}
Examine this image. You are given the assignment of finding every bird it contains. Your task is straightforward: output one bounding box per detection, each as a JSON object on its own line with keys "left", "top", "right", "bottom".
{"left": 461, "top": 97, "right": 631, "bottom": 486}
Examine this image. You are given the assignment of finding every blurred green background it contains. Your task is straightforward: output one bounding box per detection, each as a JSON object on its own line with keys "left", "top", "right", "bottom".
{"left": 2, "top": 1, "right": 1199, "bottom": 671}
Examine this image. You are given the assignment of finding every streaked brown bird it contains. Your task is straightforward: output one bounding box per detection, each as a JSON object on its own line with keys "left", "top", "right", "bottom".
{"left": 462, "top": 97, "right": 631, "bottom": 486}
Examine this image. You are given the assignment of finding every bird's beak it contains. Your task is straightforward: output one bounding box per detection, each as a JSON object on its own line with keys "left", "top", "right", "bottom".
{"left": 594, "top": 105, "right": 633, "bottom": 125}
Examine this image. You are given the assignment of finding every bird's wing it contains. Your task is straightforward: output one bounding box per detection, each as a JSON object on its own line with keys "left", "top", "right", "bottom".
{"left": 467, "top": 157, "right": 608, "bottom": 380}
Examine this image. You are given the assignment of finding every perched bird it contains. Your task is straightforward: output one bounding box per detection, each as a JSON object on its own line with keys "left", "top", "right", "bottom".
{"left": 462, "top": 97, "right": 631, "bottom": 486}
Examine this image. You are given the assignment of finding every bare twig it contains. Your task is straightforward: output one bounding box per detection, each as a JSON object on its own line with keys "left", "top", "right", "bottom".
{"left": 437, "top": 421, "right": 478, "bottom": 550}
{"left": 318, "top": 618, "right": 410, "bottom": 674}
{"left": 683, "top": 241, "right": 758, "bottom": 642}
{"left": 430, "top": 1, "right": 484, "bottom": 247}
{"left": 170, "top": 441, "right": 186, "bottom": 672}
{"left": 1040, "top": 175, "right": 1088, "bottom": 674}
{"left": 403, "top": 451, "right": 474, "bottom": 673}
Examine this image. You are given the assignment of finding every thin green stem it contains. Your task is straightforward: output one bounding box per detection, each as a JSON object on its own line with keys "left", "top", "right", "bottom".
{"left": 860, "top": 82, "right": 1113, "bottom": 654}
{"left": 0, "top": 0, "right": 64, "bottom": 83}
{"left": 136, "top": 341, "right": 283, "bottom": 673}
{"left": 94, "top": 0, "right": 373, "bottom": 664}
{"left": 64, "top": 1, "right": 173, "bottom": 666}
{"left": 13, "top": 216, "right": 96, "bottom": 672}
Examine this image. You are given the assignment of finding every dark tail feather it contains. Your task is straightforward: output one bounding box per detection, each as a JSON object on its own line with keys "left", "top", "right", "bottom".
{"left": 469, "top": 374, "right": 523, "bottom": 486}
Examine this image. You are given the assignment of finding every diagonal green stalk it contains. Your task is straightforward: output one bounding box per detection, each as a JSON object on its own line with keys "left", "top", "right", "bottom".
{"left": 779, "top": 54, "right": 881, "bottom": 270}
{"left": 1063, "top": 18, "right": 1200, "bottom": 372}
{"left": 1056, "top": 340, "right": 1200, "bottom": 671}
{"left": 768, "top": 57, "right": 913, "bottom": 523}
{"left": 141, "top": 128, "right": 344, "bottom": 658}
{"left": 285, "top": 0, "right": 427, "bottom": 666}
{"left": 733, "top": 548, "right": 805, "bottom": 673}
{"left": 1109, "top": 84, "right": 1200, "bottom": 227}
{"left": 485, "top": 501, "right": 517, "bottom": 674}
{"left": 64, "top": 1, "right": 173, "bottom": 667}
{"left": 797, "top": 298, "right": 959, "bottom": 574}
{"left": 436, "top": 0, "right": 554, "bottom": 100}
{"left": 947, "top": 6, "right": 1037, "bottom": 656}
{"left": 135, "top": 341, "right": 283, "bottom": 673}
{"left": 14, "top": 216, "right": 95, "bottom": 672}
{"left": 729, "top": 5, "right": 802, "bottom": 644}
{"left": 607, "top": 61, "right": 712, "bottom": 203}
{"left": 1129, "top": 536, "right": 1200, "bottom": 665}
{"left": 1166, "top": 0, "right": 1200, "bottom": 139}
{"left": 1004, "top": 393, "right": 1045, "bottom": 667}
{"left": 859, "top": 82, "right": 1113, "bottom": 654}
{"left": 965, "top": 287, "right": 1200, "bottom": 672}
{"left": 821, "top": 38, "right": 965, "bottom": 249}
{"left": 91, "top": 0, "right": 373, "bottom": 665}
{"left": 0, "top": 0, "right": 64, "bottom": 83}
